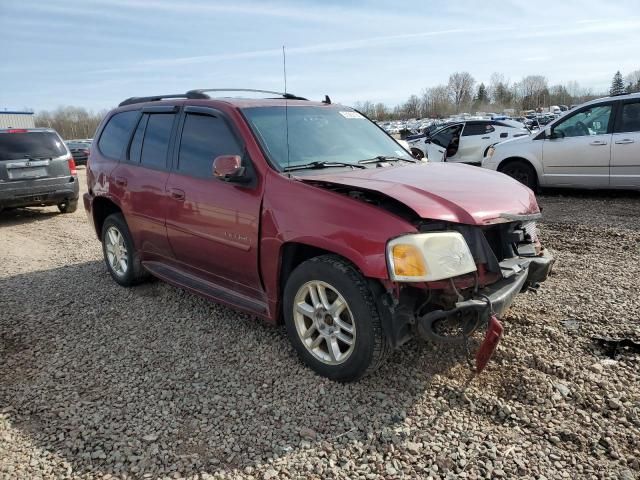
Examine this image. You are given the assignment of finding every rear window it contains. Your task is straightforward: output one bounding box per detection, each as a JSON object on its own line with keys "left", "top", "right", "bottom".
{"left": 0, "top": 131, "right": 67, "bottom": 160}
{"left": 98, "top": 111, "right": 139, "bottom": 159}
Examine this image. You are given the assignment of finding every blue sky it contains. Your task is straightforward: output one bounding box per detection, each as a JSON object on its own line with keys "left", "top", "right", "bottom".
{"left": 1, "top": 0, "right": 639, "bottom": 112}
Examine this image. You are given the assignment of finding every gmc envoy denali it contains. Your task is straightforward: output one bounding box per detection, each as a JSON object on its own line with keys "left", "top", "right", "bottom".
{"left": 84, "top": 89, "right": 554, "bottom": 381}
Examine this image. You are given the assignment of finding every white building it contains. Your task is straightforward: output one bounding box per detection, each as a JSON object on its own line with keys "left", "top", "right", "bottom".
{"left": 0, "top": 110, "right": 35, "bottom": 129}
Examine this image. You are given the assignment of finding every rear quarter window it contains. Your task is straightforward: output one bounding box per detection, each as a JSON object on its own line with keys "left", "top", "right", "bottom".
{"left": 98, "top": 111, "right": 139, "bottom": 159}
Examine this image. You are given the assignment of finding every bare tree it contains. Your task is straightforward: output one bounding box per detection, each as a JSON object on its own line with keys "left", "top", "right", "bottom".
{"left": 447, "top": 72, "right": 475, "bottom": 112}
{"left": 515, "top": 75, "right": 549, "bottom": 110}
{"left": 421, "top": 85, "right": 450, "bottom": 117}
{"left": 403, "top": 95, "right": 421, "bottom": 118}
{"left": 373, "top": 103, "right": 388, "bottom": 120}
{"left": 34, "top": 106, "right": 106, "bottom": 140}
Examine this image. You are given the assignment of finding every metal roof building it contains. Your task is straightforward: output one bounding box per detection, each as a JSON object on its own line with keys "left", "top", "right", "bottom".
{"left": 0, "top": 110, "right": 35, "bottom": 129}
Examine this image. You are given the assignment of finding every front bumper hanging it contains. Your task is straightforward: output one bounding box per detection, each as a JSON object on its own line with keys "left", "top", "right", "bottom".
{"left": 416, "top": 249, "right": 554, "bottom": 370}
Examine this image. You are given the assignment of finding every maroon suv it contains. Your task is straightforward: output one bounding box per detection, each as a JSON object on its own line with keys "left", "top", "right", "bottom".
{"left": 84, "top": 89, "right": 553, "bottom": 381}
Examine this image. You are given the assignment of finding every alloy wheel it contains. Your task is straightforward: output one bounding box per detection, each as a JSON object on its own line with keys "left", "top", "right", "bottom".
{"left": 293, "top": 280, "right": 356, "bottom": 365}
{"left": 104, "top": 226, "right": 129, "bottom": 276}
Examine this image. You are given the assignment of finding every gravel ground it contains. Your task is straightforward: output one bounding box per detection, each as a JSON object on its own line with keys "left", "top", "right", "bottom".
{"left": 1, "top": 169, "right": 639, "bottom": 480}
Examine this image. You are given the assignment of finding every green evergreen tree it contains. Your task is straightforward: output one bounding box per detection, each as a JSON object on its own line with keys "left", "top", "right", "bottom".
{"left": 610, "top": 71, "right": 625, "bottom": 95}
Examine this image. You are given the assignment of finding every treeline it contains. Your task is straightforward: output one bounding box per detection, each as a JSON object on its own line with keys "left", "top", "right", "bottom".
{"left": 355, "top": 69, "right": 640, "bottom": 121}
{"left": 34, "top": 106, "right": 107, "bottom": 140}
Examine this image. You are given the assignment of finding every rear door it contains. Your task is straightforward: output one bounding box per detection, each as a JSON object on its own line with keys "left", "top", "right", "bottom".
{"left": 165, "top": 106, "right": 263, "bottom": 298}
{"left": 541, "top": 102, "right": 614, "bottom": 187}
{"left": 457, "top": 122, "right": 495, "bottom": 163}
{"left": 611, "top": 98, "right": 640, "bottom": 188}
{"left": 107, "top": 107, "right": 176, "bottom": 260}
{"left": 0, "top": 129, "right": 70, "bottom": 184}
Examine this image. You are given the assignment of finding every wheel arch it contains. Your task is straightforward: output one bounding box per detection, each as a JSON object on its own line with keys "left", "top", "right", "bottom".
{"left": 275, "top": 241, "right": 368, "bottom": 323}
{"left": 92, "top": 196, "right": 123, "bottom": 240}
{"left": 497, "top": 156, "right": 540, "bottom": 190}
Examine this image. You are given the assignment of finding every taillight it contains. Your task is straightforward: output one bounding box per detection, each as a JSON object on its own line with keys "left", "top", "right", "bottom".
{"left": 68, "top": 157, "right": 77, "bottom": 176}
{"left": 7, "top": 129, "right": 28, "bottom": 133}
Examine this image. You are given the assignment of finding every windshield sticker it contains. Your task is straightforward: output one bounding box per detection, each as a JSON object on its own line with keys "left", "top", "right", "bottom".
{"left": 339, "top": 111, "right": 364, "bottom": 119}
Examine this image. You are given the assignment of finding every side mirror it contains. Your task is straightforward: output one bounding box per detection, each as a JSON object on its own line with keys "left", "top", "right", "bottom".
{"left": 212, "top": 155, "right": 246, "bottom": 182}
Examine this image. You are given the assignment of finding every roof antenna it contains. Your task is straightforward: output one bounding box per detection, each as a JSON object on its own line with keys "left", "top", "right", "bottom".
{"left": 323, "top": 95, "right": 331, "bottom": 104}
{"left": 283, "top": 45, "right": 291, "bottom": 172}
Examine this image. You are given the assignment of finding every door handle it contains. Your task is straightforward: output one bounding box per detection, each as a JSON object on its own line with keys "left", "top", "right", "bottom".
{"left": 169, "top": 188, "right": 185, "bottom": 201}
{"left": 615, "top": 139, "right": 635, "bottom": 144}
{"left": 482, "top": 136, "right": 490, "bottom": 139}
{"left": 589, "top": 140, "right": 607, "bottom": 146}
{"left": 114, "top": 176, "right": 127, "bottom": 187}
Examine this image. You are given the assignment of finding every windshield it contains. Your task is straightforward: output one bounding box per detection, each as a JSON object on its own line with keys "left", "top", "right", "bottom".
{"left": 0, "top": 131, "right": 67, "bottom": 160}
{"left": 242, "top": 106, "right": 412, "bottom": 169}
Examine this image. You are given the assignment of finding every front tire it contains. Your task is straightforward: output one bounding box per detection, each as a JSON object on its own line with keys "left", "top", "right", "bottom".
{"left": 500, "top": 160, "right": 538, "bottom": 191}
{"left": 101, "top": 213, "right": 148, "bottom": 287}
{"left": 410, "top": 147, "right": 425, "bottom": 160}
{"left": 283, "top": 255, "right": 389, "bottom": 382}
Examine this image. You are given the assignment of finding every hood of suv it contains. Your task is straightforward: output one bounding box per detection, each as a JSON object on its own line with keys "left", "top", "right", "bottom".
{"left": 300, "top": 162, "right": 539, "bottom": 225}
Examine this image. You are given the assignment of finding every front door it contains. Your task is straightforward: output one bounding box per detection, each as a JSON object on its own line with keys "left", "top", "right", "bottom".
{"left": 611, "top": 98, "right": 640, "bottom": 188}
{"left": 541, "top": 103, "right": 613, "bottom": 188}
{"left": 427, "top": 124, "right": 462, "bottom": 162}
{"left": 165, "top": 107, "right": 263, "bottom": 298}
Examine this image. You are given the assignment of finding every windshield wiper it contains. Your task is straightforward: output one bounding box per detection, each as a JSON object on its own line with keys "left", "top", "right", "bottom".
{"left": 358, "top": 155, "right": 416, "bottom": 164}
{"left": 283, "top": 161, "right": 366, "bottom": 172}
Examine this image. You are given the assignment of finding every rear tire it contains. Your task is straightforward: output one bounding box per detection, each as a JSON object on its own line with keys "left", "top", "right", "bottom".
{"left": 283, "top": 255, "right": 390, "bottom": 382}
{"left": 101, "top": 213, "right": 148, "bottom": 287}
{"left": 58, "top": 199, "right": 78, "bottom": 214}
{"left": 500, "top": 160, "right": 538, "bottom": 191}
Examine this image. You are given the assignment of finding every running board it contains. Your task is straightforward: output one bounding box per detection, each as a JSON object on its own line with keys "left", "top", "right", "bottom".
{"left": 143, "top": 261, "right": 268, "bottom": 315}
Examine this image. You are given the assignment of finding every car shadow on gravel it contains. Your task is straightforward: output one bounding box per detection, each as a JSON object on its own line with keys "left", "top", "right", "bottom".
{"left": 0, "top": 207, "right": 60, "bottom": 227}
{"left": 1, "top": 260, "right": 467, "bottom": 478}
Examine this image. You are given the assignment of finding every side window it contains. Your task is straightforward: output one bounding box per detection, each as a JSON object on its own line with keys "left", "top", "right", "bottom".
{"left": 128, "top": 114, "right": 148, "bottom": 163}
{"left": 98, "top": 111, "right": 138, "bottom": 159}
{"left": 177, "top": 113, "right": 242, "bottom": 178}
{"left": 554, "top": 104, "right": 612, "bottom": 138}
{"left": 140, "top": 113, "right": 175, "bottom": 169}
{"left": 462, "top": 123, "right": 495, "bottom": 136}
{"left": 431, "top": 125, "right": 459, "bottom": 148}
{"left": 618, "top": 101, "right": 640, "bottom": 133}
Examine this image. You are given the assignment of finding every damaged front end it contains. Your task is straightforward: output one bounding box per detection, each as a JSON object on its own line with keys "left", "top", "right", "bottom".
{"left": 377, "top": 215, "right": 555, "bottom": 373}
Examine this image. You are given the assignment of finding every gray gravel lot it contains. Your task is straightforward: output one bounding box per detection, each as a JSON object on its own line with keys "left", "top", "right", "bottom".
{"left": 1, "top": 169, "right": 639, "bottom": 480}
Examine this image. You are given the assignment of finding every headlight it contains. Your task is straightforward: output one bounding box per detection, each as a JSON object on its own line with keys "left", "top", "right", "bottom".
{"left": 387, "top": 232, "right": 477, "bottom": 282}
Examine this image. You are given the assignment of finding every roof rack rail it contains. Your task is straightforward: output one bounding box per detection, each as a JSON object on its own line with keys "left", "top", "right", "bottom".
{"left": 118, "top": 89, "right": 308, "bottom": 107}
{"left": 186, "top": 88, "right": 308, "bottom": 101}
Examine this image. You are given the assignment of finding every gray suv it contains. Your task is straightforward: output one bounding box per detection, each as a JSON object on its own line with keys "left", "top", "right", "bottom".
{"left": 0, "top": 128, "right": 79, "bottom": 213}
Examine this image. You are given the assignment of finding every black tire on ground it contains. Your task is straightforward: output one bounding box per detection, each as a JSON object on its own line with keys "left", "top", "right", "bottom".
{"left": 500, "top": 160, "right": 538, "bottom": 191}
{"left": 283, "top": 255, "right": 390, "bottom": 382}
{"left": 57, "top": 199, "right": 78, "bottom": 214}
{"left": 410, "top": 147, "right": 425, "bottom": 160}
{"left": 101, "top": 213, "right": 148, "bottom": 287}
